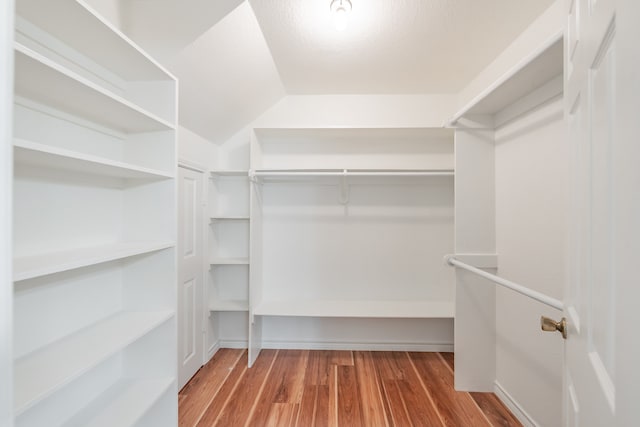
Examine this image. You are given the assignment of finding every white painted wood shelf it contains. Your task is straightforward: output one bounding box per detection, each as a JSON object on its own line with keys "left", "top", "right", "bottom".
{"left": 13, "top": 139, "right": 173, "bottom": 180}
{"left": 14, "top": 310, "right": 174, "bottom": 415}
{"left": 210, "top": 216, "right": 250, "bottom": 221}
{"left": 210, "top": 257, "right": 250, "bottom": 266}
{"left": 250, "top": 168, "right": 455, "bottom": 182}
{"left": 209, "top": 300, "right": 249, "bottom": 312}
{"left": 210, "top": 170, "right": 248, "bottom": 177}
{"left": 16, "top": 0, "right": 171, "bottom": 82}
{"left": 253, "top": 300, "right": 454, "bottom": 319}
{"left": 14, "top": 241, "right": 174, "bottom": 282}
{"left": 60, "top": 378, "right": 173, "bottom": 427}
{"left": 14, "top": 43, "right": 173, "bottom": 133}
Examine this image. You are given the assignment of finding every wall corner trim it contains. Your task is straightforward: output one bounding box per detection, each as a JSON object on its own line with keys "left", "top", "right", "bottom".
{"left": 494, "top": 380, "right": 540, "bottom": 427}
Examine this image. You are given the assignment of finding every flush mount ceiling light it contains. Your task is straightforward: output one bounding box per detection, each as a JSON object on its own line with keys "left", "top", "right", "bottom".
{"left": 330, "top": 0, "right": 352, "bottom": 31}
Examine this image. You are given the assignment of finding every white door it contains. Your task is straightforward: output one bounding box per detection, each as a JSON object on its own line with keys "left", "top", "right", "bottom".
{"left": 565, "top": 0, "right": 640, "bottom": 425}
{"left": 178, "top": 166, "right": 205, "bottom": 389}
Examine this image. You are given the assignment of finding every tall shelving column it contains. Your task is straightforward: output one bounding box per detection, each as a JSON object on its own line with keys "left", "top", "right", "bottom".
{"left": 208, "top": 171, "right": 250, "bottom": 346}
{"left": 12, "top": 1, "right": 177, "bottom": 426}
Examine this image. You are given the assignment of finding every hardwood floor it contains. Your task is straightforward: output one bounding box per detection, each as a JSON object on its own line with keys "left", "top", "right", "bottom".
{"left": 179, "top": 349, "right": 522, "bottom": 427}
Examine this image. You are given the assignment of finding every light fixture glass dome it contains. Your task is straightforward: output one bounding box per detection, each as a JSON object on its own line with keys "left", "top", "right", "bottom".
{"left": 330, "top": 0, "right": 352, "bottom": 31}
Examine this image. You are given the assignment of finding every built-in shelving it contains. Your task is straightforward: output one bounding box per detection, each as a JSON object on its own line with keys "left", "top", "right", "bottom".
{"left": 210, "top": 216, "right": 250, "bottom": 221}
{"left": 253, "top": 300, "right": 454, "bottom": 319}
{"left": 13, "top": 139, "right": 173, "bottom": 180}
{"left": 210, "top": 170, "right": 248, "bottom": 177}
{"left": 209, "top": 300, "right": 249, "bottom": 312}
{"left": 60, "top": 378, "right": 173, "bottom": 427}
{"left": 210, "top": 257, "right": 250, "bottom": 266}
{"left": 14, "top": 44, "right": 173, "bottom": 133}
{"left": 14, "top": 241, "right": 174, "bottom": 282}
{"left": 14, "top": 310, "right": 174, "bottom": 415}
{"left": 251, "top": 168, "right": 455, "bottom": 179}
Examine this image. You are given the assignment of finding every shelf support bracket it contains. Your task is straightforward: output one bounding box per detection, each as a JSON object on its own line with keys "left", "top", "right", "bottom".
{"left": 339, "top": 169, "right": 349, "bottom": 205}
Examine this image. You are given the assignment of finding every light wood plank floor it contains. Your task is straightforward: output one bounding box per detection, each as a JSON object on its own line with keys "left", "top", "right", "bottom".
{"left": 179, "top": 349, "right": 522, "bottom": 427}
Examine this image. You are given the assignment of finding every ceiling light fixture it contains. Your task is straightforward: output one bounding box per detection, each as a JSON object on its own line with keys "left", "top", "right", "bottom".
{"left": 330, "top": 0, "right": 352, "bottom": 31}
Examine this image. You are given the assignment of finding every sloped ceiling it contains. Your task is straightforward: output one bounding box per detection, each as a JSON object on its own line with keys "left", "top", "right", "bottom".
{"left": 122, "top": 0, "right": 554, "bottom": 143}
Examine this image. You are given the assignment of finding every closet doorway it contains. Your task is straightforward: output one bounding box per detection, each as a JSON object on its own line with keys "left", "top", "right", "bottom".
{"left": 178, "top": 165, "right": 205, "bottom": 389}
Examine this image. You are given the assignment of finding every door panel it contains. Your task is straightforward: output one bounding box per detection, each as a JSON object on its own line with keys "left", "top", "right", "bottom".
{"left": 178, "top": 166, "right": 204, "bottom": 389}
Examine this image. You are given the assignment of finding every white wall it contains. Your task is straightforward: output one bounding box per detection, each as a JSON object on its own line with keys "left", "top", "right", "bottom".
{"left": 494, "top": 97, "right": 566, "bottom": 426}
{"left": 1, "top": 1, "right": 13, "bottom": 425}
{"left": 254, "top": 94, "right": 457, "bottom": 129}
{"left": 83, "top": 0, "right": 128, "bottom": 30}
{"left": 178, "top": 126, "right": 217, "bottom": 168}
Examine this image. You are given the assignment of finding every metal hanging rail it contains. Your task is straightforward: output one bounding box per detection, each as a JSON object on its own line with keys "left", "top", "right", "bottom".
{"left": 447, "top": 256, "right": 564, "bottom": 311}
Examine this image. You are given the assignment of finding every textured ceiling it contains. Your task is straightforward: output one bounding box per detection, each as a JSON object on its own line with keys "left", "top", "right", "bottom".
{"left": 249, "top": 0, "right": 555, "bottom": 94}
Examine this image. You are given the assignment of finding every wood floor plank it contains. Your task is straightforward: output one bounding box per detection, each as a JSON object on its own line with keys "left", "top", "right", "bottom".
{"left": 178, "top": 348, "right": 245, "bottom": 427}
{"left": 329, "top": 350, "right": 354, "bottom": 366}
{"left": 266, "top": 403, "right": 298, "bottom": 427}
{"left": 213, "top": 349, "right": 278, "bottom": 427}
{"left": 470, "top": 392, "right": 523, "bottom": 427}
{"left": 247, "top": 350, "right": 307, "bottom": 426}
{"left": 380, "top": 378, "right": 413, "bottom": 427}
{"left": 409, "top": 352, "right": 492, "bottom": 427}
{"left": 314, "top": 385, "right": 330, "bottom": 427}
{"left": 304, "top": 350, "right": 332, "bottom": 386}
{"left": 354, "top": 351, "right": 389, "bottom": 427}
{"left": 295, "top": 385, "right": 318, "bottom": 427}
{"left": 440, "top": 352, "right": 455, "bottom": 372}
{"left": 328, "top": 365, "right": 338, "bottom": 427}
{"left": 392, "top": 352, "right": 444, "bottom": 426}
{"left": 336, "top": 365, "right": 364, "bottom": 426}
{"left": 195, "top": 350, "right": 248, "bottom": 426}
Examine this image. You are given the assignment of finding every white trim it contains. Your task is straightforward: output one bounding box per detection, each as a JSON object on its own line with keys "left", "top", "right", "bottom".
{"left": 219, "top": 340, "right": 249, "bottom": 349}
{"left": 494, "top": 380, "right": 539, "bottom": 427}
{"left": 206, "top": 341, "right": 220, "bottom": 362}
{"left": 261, "top": 341, "right": 454, "bottom": 352}
{"left": 178, "top": 159, "right": 208, "bottom": 173}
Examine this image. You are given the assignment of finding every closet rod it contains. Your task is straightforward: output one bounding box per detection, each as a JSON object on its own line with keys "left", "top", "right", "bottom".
{"left": 447, "top": 257, "right": 563, "bottom": 311}
{"left": 250, "top": 169, "right": 454, "bottom": 178}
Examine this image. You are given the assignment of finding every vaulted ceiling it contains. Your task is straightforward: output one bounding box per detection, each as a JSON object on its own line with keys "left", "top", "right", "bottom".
{"left": 118, "top": 0, "right": 555, "bottom": 143}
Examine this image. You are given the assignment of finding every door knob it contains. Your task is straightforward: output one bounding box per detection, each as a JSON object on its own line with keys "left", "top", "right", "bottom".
{"left": 541, "top": 316, "right": 567, "bottom": 339}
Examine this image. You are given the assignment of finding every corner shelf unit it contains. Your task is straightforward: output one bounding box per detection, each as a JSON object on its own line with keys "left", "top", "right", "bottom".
{"left": 208, "top": 171, "right": 250, "bottom": 315}
{"left": 12, "top": 1, "right": 177, "bottom": 426}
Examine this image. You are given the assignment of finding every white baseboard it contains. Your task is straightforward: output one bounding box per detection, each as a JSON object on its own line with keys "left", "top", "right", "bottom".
{"left": 206, "top": 341, "right": 220, "bottom": 362}
{"left": 494, "top": 380, "right": 539, "bottom": 427}
{"left": 219, "top": 339, "right": 249, "bottom": 349}
{"left": 261, "top": 340, "right": 453, "bottom": 352}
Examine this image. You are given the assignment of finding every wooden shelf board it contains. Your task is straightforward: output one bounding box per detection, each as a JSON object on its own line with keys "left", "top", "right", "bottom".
{"left": 14, "top": 44, "right": 173, "bottom": 133}
{"left": 209, "top": 300, "right": 249, "bottom": 312}
{"left": 60, "top": 378, "right": 173, "bottom": 427}
{"left": 16, "top": 0, "right": 173, "bottom": 82}
{"left": 14, "top": 241, "right": 175, "bottom": 282}
{"left": 253, "top": 300, "right": 454, "bottom": 319}
{"left": 449, "top": 37, "right": 563, "bottom": 122}
{"left": 14, "top": 139, "right": 173, "bottom": 180}
{"left": 14, "top": 311, "right": 174, "bottom": 415}
{"left": 210, "top": 258, "right": 250, "bottom": 266}
{"left": 210, "top": 216, "right": 250, "bottom": 221}
{"left": 210, "top": 170, "right": 248, "bottom": 177}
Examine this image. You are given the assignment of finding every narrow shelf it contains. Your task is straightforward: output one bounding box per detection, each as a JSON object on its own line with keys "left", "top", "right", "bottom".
{"left": 14, "top": 310, "right": 174, "bottom": 415}
{"left": 209, "top": 300, "right": 249, "bottom": 312}
{"left": 250, "top": 169, "right": 454, "bottom": 182}
{"left": 253, "top": 300, "right": 454, "bottom": 319}
{"left": 14, "top": 241, "right": 175, "bottom": 282}
{"left": 210, "top": 170, "right": 248, "bottom": 177}
{"left": 210, "top": 258, "right": 250, "bottom": 266}
{"left": 447, "top": 35, "right": 563, "bottom": 125}
{"left": 61, "top": 378, "right": 173, "bottom": 427}
{"left": 210, "top": 216, "right": 250, "bottom": 221}
{"left": 16, "top": 0, "right": 173, "bottom": 82}
{"left": 14, "top": 139, "right": 173, "bottom": 180}
{"left": 14, "top": 43, "right": 174, "bottom": 133}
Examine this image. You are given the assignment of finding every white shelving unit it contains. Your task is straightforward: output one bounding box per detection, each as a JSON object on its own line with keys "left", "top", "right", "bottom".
{"left": 12, "top": 1, "right": 177, "bottom": 426}
{"left": 208, "top": 171, "right": 250, "bottom": 319}
{"left": 247, "top": 128, "right": 455, "bottom": 365}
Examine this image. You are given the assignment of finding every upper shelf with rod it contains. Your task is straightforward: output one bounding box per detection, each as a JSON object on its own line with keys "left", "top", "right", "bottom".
{"left": 249, "top": 168, "right": 454, "bottom": 182}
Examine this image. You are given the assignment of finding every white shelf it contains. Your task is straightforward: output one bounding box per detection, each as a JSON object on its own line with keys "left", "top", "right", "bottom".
{"left": 447, "top": 35, "right": 563, "bottom": 124}
{"left": 61, "top": 378, "right": 173, "bottom": 427}
{"left": 210, "top": 258, "right": 250, "bottom": 266}
{"left": 14, "top": 310, "right": 174, "bottom": 415}
{"left": 209, "top": 300, "right": 249, "bottom": 312}
{"left": 14, "top": 241, "right": 174, "bottom": 282}
{"left": 250, "top": 168, "right": 454, "bottom": 182}
{"left": 14, "top": 43, "right": 174, "bottom": 133}
{"left": 210, "top": 170, "right": 248, "bottom": 177}
{"left": 16, "top": 0, "right": 173, "bottom": 82}
{"left": 13, "top": 139, "right": 173, "bottom": 180}
{"left": 253, "top": 300, "right": 454, "bottom": 319}
{"left": 210, "top": 216, "right": 250, "bottom": 221}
